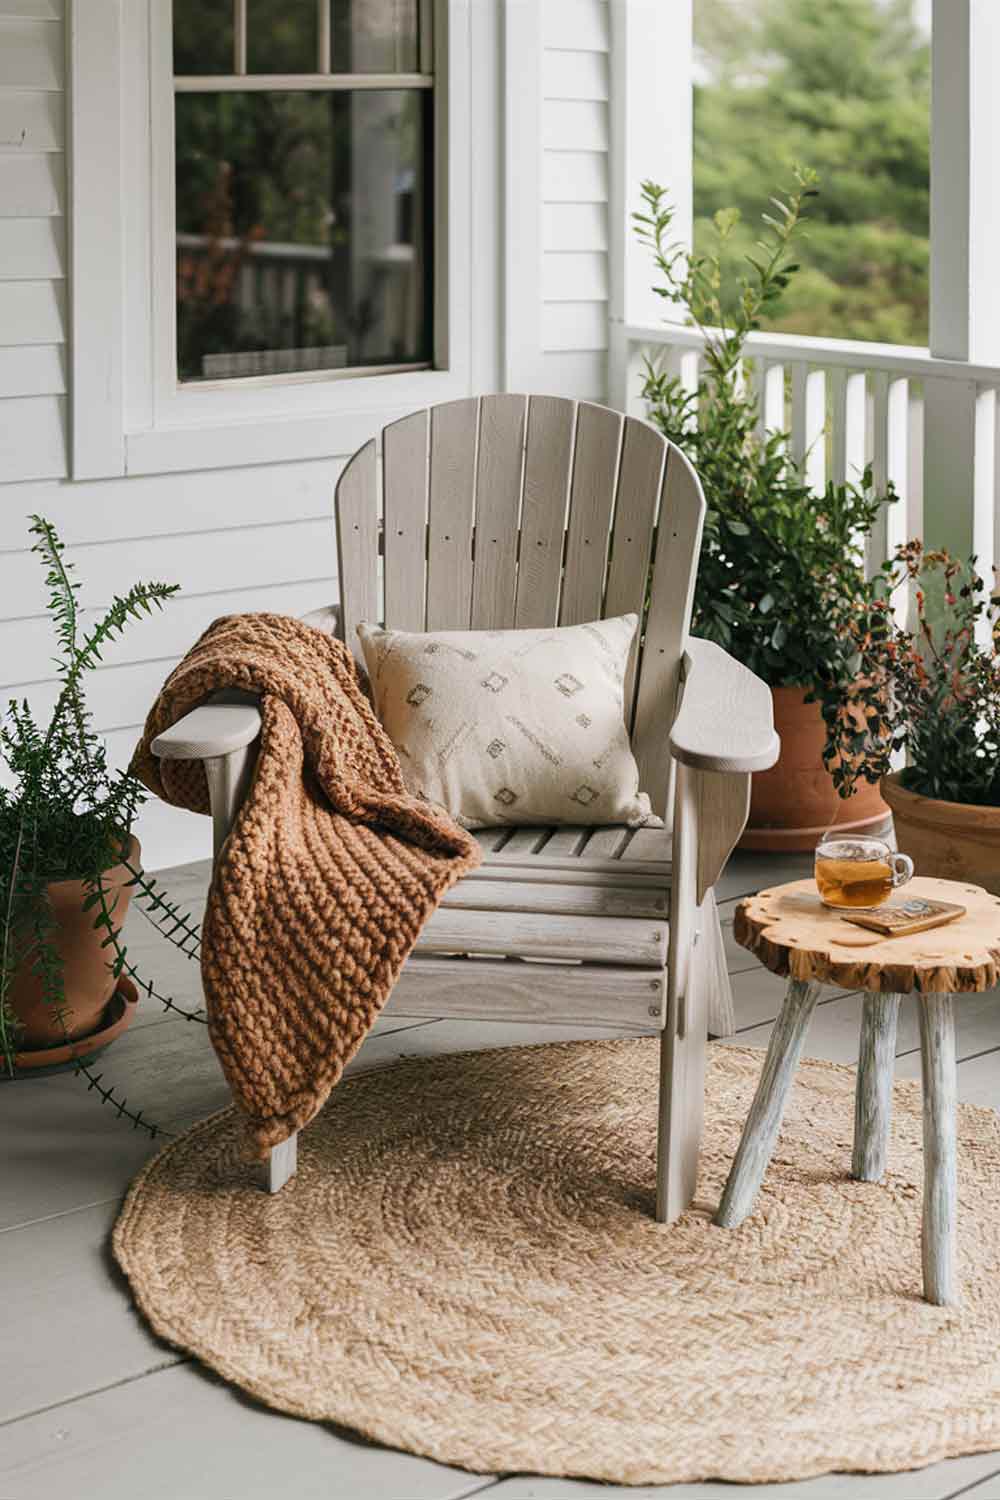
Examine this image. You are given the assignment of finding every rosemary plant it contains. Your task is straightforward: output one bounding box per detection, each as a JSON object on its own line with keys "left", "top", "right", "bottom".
{"left": 0, "top": 516, "right": 204, "bottom": 1102}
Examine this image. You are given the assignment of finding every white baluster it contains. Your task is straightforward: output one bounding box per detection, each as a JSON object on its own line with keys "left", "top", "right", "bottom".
{"left": 791, "top": 364, "right": 826, "bottom": 494}
{"left": 830, "top": 368, "right": 866, "bottom": 488}
{"left": 870, "top": 372, "right": 909, "bottom": 581}
{"left": 755, "top": 359, "right": 786, "bottom": 447}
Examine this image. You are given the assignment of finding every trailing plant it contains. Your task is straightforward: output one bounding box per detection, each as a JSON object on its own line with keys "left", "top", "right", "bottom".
{"left": 634, "top": 170, "right": 897, "bottom": 792}
{"left": 826, "top": 542, "right": 1000, "bottom": 806}
{"left": 0, "top": 517, "right": 205, "bottom": 1102}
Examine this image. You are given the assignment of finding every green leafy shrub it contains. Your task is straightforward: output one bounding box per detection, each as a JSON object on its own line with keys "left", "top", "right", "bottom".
{"left": 634, "top": 171, "right": 896, "bottom": 790}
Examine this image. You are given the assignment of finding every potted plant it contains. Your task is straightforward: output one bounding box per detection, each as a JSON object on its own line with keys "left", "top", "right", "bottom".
{"left": 635, "top": 170, "right": 896, "bottom": 849}
{"left": 1, "top": 517, "right": 178, "bottom": 1073}
{"left": 828, "top": 542, "right": 1000, "bottom": 893}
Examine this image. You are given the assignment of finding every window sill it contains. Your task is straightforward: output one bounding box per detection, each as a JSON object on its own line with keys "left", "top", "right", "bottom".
{"left": 125, "top": 370, "right": 469, "bottom": 476}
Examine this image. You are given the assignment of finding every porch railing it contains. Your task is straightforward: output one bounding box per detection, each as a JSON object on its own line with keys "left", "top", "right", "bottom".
{"left": 613, "top": 321, "right": 1000, "bottom": 587}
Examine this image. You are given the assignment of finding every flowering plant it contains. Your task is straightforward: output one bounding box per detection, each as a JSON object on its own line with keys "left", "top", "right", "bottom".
{"left": 826, "top": 543, "right": 1000, "bottom": 807}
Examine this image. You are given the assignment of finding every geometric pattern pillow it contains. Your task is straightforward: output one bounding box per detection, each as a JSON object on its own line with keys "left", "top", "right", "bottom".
{"left": 356, "top": 615, "right": 656, "bottom": 829}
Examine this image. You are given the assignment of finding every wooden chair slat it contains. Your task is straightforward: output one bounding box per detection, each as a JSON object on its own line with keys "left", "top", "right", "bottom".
{"left": 604, "top": 417, "right": 667, "bottom": 718}
{"left": 471, "top": 394, "right": 528, "bottom": 629}
{"left": 542, "top": 826, "right": 590, "bottom": 856}
{"left": 383, "top": 408, "right": 429, "bottom": 631}
{"left": 515, "top": 395, "right": 576, "bottom": 627}
{"left": 631, "top": 445, "right": 706, "bottom": 820}
{"left": 625, "top": 826, "right": 674, "bottom": 864}
{"left": 387, "top": 957, "right": 665, "bottom": 1031}
{"left": 426, "top": 397, "right": 479, "bottom": 630}
{"left": 580, "top": 826, "right": 632, "bottom": 860}
{"left": 472, "top": 828, "right": 512, "bottom": 855}
{"left": 333, "top": 438, "right": 379, "bottom": 665}
{"left": 441, "top": 875, "right": 669, "bottom": 920}
{"left": 559, "top": 401, "right": 623, "bottom": 626}
{"left": 503, "top": 827, "right": 554, "bottom": 855}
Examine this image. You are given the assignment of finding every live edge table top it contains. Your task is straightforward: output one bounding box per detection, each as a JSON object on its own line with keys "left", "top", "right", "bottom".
{"left": 734, "top": 877, "right": 1000, "bottom": 995}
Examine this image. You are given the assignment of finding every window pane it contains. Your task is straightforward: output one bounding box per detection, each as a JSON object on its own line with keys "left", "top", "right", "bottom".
{"left": 173, "top": 0, "right": 234, "bottom": 76}
{"left": 331, "top": 0, "right": 420, "bottom": 73}
{"left": 247, "top": 0, "right": 318, "bottom": 74}
{"left": 175, "top": 90, "right": 431, "bottom": 382}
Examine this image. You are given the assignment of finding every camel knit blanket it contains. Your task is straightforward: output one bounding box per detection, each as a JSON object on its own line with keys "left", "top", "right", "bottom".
{"left": 132, "top": 613, "right": 481, "bottom": 1155}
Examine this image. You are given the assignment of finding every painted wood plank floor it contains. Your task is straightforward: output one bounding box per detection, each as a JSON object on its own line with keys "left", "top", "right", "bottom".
{"left": 3, "top": 849, "right": 1000, "bottom": 1500}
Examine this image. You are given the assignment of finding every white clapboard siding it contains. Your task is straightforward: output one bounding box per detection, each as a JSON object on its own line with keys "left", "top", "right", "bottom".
{"left": 0, "top": 2, "right": 64, "bottom": 20}
{"left": 0, "top": 18, "right": 62, "bottom": 90}
{"left": 542, "top": 47, "right": 608, "bottom": 100}
{"left": 0, "top": 8, "right": 67, "bottom": 477}
{"left": 0, "top": 152, "right": 62, "bottom": 214}
{"left": 0, "top": 279, "right": 64, "bottom": 343}
{"left": 0, "top": 457, "right": 344, "bottom": 548}
{"left": 541, "top": 301, "right": 608, "bottom": 352}
{"left": 541, "top": 350, "right": 607, "bottom": 401}
{"left": 543, "top": 202, "right": 607, "bottom": 252}
{"left": 542, "top": 252, "right": 608, "bottom": 302}
{"left": 0, "top": 342, "right": 64, "bottom": 396}
{"left": 0, "top": 517, "right": 335, "bottom": 618}
{"left": 541, "top": 0, "right": 609, "bottom": 51}
{"left": 0, "top": 216, "right": 64, "bottom": 279}
{"left": 0, "top": 88, "right": 62, "bottom": 150}
{"left": 542, "top": 98, "right": 608, "bottom": 151}
{"left": 542, "top": 149, "right": 608, "bottom": 203}
{"left": 0, "top": 393, "right": 65, "bottom": 480}
{"left": 0, "top": 575, "right": 339, "bottom": 687}
{"left": 539, "top": 0, "right": 609, "bottom": 404}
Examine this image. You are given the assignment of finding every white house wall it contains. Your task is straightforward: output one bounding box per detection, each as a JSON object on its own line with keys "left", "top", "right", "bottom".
{"left": 540, "top": 0, "right": 610, "bottom": 404}
{"left": 1, "top": 0, "right": 627, "bottom": 871}
{"left": 0, "top": 10, "right": 67, "bottom": 478}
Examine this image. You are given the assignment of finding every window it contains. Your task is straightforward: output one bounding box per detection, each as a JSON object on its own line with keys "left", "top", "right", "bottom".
{"left": 171, "top": 1, "right": 434, "bottom": 384}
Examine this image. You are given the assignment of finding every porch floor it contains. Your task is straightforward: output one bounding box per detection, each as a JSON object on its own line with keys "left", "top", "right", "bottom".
{"left": 4, "top": 850, "right": 1000, "bottom": 1500}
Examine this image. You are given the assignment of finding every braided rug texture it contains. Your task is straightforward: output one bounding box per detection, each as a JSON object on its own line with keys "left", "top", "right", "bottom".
{"left": 114, "top": 1039, "right": 1000, "bottom": 1486}
{"left": 131, "top": 613, "right": 480, "bottom": 1156}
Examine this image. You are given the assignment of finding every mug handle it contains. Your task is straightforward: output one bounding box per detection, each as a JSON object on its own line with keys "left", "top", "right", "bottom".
{"left": 890, "top": 852, "right": 914, "bottom": 889}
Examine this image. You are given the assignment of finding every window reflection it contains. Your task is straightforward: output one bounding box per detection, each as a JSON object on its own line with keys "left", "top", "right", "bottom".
{"left": 175, "top": 90, "right": 431, "bottom": 381}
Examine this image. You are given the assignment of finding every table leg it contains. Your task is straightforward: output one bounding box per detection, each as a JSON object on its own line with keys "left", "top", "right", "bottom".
{"left": 918, "top": 993, "right": 959, "bottom": 1306}
{"left": 852, "top": 991, "right": 901, "bottom": 1182}
{"left": 714, "top": 978, "right": 820, "bottom": 1228}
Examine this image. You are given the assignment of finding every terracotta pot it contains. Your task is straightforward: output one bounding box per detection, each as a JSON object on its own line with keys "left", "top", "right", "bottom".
{"left": 7, "top": 835, "right": 140, "bottom": 1048}
{"left": 739, "top": 687, "right": 889, "bottom": 852}
{"left": 881, "top": 772, "right": 1000, "bottom": 896}
{"left": 11, "top": 976, "right": 139, "bottom": 1074}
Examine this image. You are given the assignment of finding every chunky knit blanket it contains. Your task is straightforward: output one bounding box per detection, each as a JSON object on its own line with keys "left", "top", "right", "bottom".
{"left": 132, "top": 613, "right": 481, "bottom": 1156}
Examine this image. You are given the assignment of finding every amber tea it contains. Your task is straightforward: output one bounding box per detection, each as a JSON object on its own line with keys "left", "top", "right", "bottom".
{"left": 814, "top": 838, "right": 914, "bottom": 911}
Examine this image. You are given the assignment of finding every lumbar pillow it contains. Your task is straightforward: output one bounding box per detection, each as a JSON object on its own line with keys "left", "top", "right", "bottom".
{"left": 356, "top": 615, "right": 655, "bottom": 829}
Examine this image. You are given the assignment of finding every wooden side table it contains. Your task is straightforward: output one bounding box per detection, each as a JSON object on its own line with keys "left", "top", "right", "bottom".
{"left": 715, "top": 876, "right": 1000, "bottom": 1305}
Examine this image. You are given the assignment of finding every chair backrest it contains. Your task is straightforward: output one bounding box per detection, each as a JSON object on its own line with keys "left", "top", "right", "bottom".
{"left": 334, "top": 395, "right": 705, "bottom": 818}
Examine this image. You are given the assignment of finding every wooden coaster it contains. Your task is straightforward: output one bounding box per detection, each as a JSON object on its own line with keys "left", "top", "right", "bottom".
{"left": 843, "top": 899, "right": 966, "bottom": 938}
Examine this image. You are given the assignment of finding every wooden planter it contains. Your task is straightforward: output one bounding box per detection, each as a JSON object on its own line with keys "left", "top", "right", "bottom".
{"left": 7, "top": 835, "right": 141, "bottom": 1049}
{"left": 739, "top": 687, "right": 889, "bottom": 852}
{"left": 881, "top": 773, "right": 1000, "bottom": 896}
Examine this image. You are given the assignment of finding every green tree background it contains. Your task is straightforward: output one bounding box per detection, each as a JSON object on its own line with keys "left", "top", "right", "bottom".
{"left": 694, "top": 0, "right": 930, "bottom": 344}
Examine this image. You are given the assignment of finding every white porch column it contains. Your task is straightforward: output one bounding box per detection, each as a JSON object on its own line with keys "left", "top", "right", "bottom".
{"left": 608, "top": 0, "right": 693, "bottom": 414}
{"left": 925, "top": 0, "right": 1000, "bottom": 566}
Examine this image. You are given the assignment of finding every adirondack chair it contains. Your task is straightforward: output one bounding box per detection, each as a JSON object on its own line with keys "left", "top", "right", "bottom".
{"left": 152, "top": 395, "right": 779, "bottom": 1223}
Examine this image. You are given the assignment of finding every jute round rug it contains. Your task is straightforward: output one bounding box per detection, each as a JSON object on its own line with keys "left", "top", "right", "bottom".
{"left": 114, "top": 1040, "right": 1000, "bottom": 1486}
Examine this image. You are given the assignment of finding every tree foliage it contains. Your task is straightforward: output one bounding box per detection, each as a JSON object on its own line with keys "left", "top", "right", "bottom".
{"left": 694, "top": 0, "right": 930, "bottom": 344}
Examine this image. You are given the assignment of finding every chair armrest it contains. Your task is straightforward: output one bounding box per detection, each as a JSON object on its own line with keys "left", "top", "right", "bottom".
{"left": 151, "top": 690, "right": 262, "bottom": 761}
{"left": 669, "top": 638, "right": 780, "bottom": 774}
{"left": 150, "top": 601, "right": 337, "bottom": 763}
